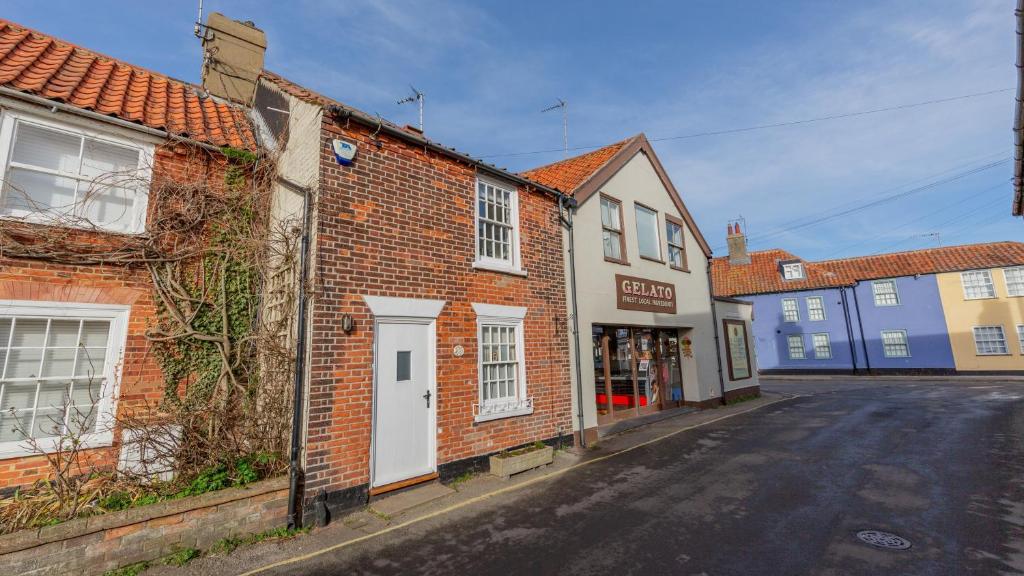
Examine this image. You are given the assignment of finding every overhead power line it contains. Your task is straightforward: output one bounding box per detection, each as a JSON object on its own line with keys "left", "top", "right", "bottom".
{"left": 481, "top": 87, "right": 1013, "bottom": 160}
{"left": 711, "top": 156, "right": 1010, "bottom": 252}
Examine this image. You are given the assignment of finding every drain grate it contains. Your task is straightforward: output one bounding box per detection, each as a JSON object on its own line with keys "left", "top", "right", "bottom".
{"left": 856, "top": 530, "right": 912, "bottom": 550}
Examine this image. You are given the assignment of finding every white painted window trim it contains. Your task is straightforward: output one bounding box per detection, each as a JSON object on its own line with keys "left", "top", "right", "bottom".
{"left": 781, "top": 298, "right": 800, "bottom": 323}
{"left": 0, "top": 300, "right": 129, "bottom": 460}
{"left": 1017, "top": 325, "right": 1024, "bottom": 355}
{"left": 973, "top": 325, "right": 1009, "bottom": 356}
{"left": 811, "top": 332, "right": 832, "bottom": 359}
{"left": 961, "top": 270, "right": 996, "bottom": 301}
{"left": 782, "top": 262, "right": 804, "bottom": 280}
{"left": 0, "top": 108, "right": 154, "bottom": 235}
{"left": 472, "top": 303, "right": 531, "bottom": 423}
{"left": 806, "top": 296, "right": 826, "bottom": 321}
{"left": 1004, "top": 267, "right": 1024, "bottom": 298}
{"left": 880, "top": 329, "right": 911, "bottom": 358}
{"left": 786, "top": 334, "right": 806, "bottom": 360}
{"left": 473, "top": 175, "right": 524, "bottom": 275}
{"left": 872, "top": 279, "right": 900, "bottom": 307}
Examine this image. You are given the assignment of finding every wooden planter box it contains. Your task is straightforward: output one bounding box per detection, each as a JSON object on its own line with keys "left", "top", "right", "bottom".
{"left": 489, "top": 444, "right": 553, "bottom": 479}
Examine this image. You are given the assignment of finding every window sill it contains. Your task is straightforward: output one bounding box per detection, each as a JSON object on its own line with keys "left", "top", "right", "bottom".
{"left": 604, "top": 257, "right": 630, "bottom": 266}
{"left": 472, "top": 261, "right": 528, "bottom": 277}
{"left": 0, "top": 432, "right": 112, "bottom": 460}
{"left": 474, "top": 399, "right": 534, "bottom": 423}
{"left": 964, "top": 296, "right": 997, "bottom": 301}
{"left": 0, "top": 213, "right": 144, "bottom": 236}
{"left": 669, "top": 265, "right": 690, "bottom": 273}
{"left": 639, "top": 255, "right": 665, "bottom": 264}
{"left": 976, "top": 353, "right": 1011, "bottom": 356}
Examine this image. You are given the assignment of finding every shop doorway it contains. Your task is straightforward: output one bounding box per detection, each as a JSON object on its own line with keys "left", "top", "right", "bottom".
{"left": 592, "top": 325, "right": 685, "bottom": 425}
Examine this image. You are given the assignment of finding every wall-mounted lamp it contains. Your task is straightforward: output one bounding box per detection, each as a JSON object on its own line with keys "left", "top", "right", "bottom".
{"left": 342, "top": 314, "right": 355, "bottom": 334}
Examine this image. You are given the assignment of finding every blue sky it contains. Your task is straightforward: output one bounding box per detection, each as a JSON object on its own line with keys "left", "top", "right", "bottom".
{"left": 7, "top": 0, "right": 1018, "bottom": 260}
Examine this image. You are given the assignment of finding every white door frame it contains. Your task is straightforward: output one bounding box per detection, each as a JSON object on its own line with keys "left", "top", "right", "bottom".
{"left": 364, "top": 296, "right": 445, "bottom": 488}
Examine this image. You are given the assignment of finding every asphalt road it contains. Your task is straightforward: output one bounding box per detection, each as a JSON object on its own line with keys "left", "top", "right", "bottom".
{"left": 265, "top": 379, "right": 1024, "bottom": 575}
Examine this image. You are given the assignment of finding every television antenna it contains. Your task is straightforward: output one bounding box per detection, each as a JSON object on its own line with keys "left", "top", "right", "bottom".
{"left": 397, "top": 85, "right": 424, "bottom": 132}
{"left": 919, "top": 232, "right": 941, "bottom": 247}
{"left": 542, "top": 99, "right": 568, "bottom": 157}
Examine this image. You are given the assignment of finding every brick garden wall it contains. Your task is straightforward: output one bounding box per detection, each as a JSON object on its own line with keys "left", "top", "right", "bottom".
{"left": 0, "top": 476, "right": 287, "bottom": 576}
{"left": 303, "top": 119, "right": 573, "bottom": 509}
{"left": 0, "top": 144, "right": 229, "bottom": 491}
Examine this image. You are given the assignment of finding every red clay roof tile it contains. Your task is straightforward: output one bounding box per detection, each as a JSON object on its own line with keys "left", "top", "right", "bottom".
{"left": 520, "top": 139, "right": 631, "bottom": 194}
{"left": 0, "top": 18, "right": 255, "bottom": 150}
{"left": 712, "top": 241, "right": 1024, "bottom": 297}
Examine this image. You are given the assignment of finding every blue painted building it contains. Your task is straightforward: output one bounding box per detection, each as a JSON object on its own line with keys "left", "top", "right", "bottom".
{"left": 709, "top": 225, "right": 997, "bottom": 374}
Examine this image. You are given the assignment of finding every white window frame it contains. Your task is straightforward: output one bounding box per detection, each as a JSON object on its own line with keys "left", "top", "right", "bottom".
{"left": 1017, "top": 325, "right": 1024, "bottom": 354}
{"left": 961, "top": 270, "right": 996, "bottom": 300}
{"left": 782, "top": 262, "right": 804, "bottom": 280}
{"left": 880, "top": 329, "right": 910, "bottom": 358}
{"left": 781, "top": 298, "right": 799, "bottom": 323}
{"left": 973, "top": 325, "right": 1008, "bottom": 356}
{"left": 872, "top": 280, "right": 900, "bottom": 307}
{"left": 806, "top": 296, "right": 826, "bottom": 321}
{"left": 787, "top": 335, "right": 806, "bottom": 360}
{"left": 634, "top": 203, "right": 662, "bottom": 261}
{"left": 0, "top": 300, "right": 128, "bottom": 459}
{"left": 0, "top": 109, "right": 153, "bottom": 235}
{"left": 811, "top": 333, "right": 832, "bottom": 359}
{"left": 1004, "top": 267, "right": 1024, "bottom": 298}
{"left": 472, "top": 175, "right": 524, "bottom": 276}
{"left": 472, "top": 303, "right": 531, "bottom": 422}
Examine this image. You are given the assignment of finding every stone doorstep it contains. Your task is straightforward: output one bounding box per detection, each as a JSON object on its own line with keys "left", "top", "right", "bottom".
{"left": 369, "top": 482, "right": 455, "bottom": 517}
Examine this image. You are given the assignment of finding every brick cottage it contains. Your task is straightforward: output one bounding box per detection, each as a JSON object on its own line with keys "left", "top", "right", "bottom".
{"left": 250, "top": 71, "right": 574, "bottom": 515}
{"left": 0, "top": 18, "right": 258, "bottom": 490}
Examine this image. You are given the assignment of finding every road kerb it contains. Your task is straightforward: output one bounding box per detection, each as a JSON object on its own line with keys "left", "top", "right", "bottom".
{"left": 236, "top": 393, "right": 800, "bottom": 576}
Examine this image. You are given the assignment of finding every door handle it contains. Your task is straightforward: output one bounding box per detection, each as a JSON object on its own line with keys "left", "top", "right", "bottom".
{"left": 423, "top": 389, "right": 432, "bottom": 408}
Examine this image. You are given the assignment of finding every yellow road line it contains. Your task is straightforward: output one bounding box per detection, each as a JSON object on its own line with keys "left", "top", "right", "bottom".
{"left": 237, "top": 394, "right": 799, "bottom": 576}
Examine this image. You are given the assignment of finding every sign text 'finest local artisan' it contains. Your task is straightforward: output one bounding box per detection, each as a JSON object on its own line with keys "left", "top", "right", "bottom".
{"left": 615, "top": 274, "right": 677, "bottom": 314}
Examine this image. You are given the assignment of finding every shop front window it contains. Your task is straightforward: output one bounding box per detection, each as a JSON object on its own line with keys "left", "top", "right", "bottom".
{"left": 593, "top": 325, "right": 684, "bottom": 423}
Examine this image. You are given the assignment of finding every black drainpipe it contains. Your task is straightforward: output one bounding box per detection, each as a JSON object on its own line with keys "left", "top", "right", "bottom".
{"left": 558, "top": 193, "right": 587, "bottom": 447}
{"left": 850, "top": 282, "right": 871, "bottom": 373}
{"left": 287, "top": 183, "right": 313, "bottom": 529}
{"left": 706, "top": 260, "right": 727, "bottom": 403}
{"left": 840, "top": 287, "right": 859, "bottom": 373}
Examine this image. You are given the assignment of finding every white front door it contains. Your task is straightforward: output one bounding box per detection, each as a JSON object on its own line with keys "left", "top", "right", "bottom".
{"left": 372, "top": 320, "right": 435, "bottom": 487}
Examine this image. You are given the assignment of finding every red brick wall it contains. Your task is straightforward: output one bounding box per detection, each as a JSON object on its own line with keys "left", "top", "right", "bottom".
{"left": 0, "top": 144, "right": 227, "bottom": 490}
{"left": 304, "top": 119, "right": 572, "bottom": 497}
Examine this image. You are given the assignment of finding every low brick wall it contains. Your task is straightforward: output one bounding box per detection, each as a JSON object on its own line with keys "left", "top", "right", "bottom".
{"left": 0, "top": 476, "right": 288, "bottom": 576}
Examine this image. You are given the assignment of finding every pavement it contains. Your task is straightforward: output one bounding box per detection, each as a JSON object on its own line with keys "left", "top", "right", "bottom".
{"left": 158, "top": 377, "right": 1024, "bottom": 576}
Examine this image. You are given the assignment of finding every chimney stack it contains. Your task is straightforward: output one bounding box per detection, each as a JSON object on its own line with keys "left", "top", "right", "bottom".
{"left": 727, "top": 222, "right": 750, "bottom": 265}
{"left": 200, "top": 13, "right": 266, "bottom": 105}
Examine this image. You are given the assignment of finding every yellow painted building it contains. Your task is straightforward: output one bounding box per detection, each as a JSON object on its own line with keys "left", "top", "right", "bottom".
{"left": 936, "top": 266, "right": 1024, "bottom": 372}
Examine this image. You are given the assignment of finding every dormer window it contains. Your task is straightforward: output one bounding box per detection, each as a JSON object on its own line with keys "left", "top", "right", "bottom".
{"left": 782, "top": 262, "right": 805, "bottom": 280}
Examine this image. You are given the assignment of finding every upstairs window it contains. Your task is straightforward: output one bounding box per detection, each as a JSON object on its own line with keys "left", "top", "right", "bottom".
{"left": 600, "top": 195, "right": 626, "bottom": 263}
{"left": 973, "top": 326, "right": 1007, "bottom": 355}
{"left": 961, "top": 270, "right": 995, "bottom": 300}
{"left": 782, "top": 262, "right": 804, "bottom": 280}
{"left": 872, "top": 280, "right": 900, "bottom": 306}
{"left": 0, "top": 114, "right": 151, "bottom": 234}
{"left": 781, "top": 298, "right": 799, "bottom": 323}
{"left": 1005, "top": 267, "right": 1024, "bottom": 297}
{"left": 634, "top": 204, "right": 661, "bottom": 261}
{"left": 665, "top": 215, "right": 687, "bottom": 270}
{"left": 806, "top": 296, "right": 826, "bottom": 321}
{"left": 475, "top": 177, "right": 520, "bottom": 272}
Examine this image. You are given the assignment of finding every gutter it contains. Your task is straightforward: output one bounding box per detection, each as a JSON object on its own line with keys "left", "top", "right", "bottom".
{"left": 1015, "top": 0, "right": 1024, "bottom": 216}
{"left": 558, "top": 193, "right": 586, "bottom": 446}
{"left": 324, "top": 103, "right": 564, "bottom": 200}
{"left": 283, "top": 178, "right": 314, "bottom": 529}
{"left": 0, "top": 86, "right": 233, "bottom": 154}
{"left": 839, "top": 287, "right": 859, "bottom": 373}
{"left": 707, "top": 259, "right": 727, "bottom": 402}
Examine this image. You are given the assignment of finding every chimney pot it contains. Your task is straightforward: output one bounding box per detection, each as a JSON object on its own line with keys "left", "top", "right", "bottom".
{"left": 726, "top": 221, "right": 750, "bottom": 265}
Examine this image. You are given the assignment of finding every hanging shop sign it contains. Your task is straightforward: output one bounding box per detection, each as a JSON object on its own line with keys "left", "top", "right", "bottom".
{"left": 615, "top": 274, "right": 677, "bottom": 314}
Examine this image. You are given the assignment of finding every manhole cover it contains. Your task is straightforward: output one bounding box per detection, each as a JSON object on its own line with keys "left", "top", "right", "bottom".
{"left": 856, "top": 530, "right": 912, "bottom": 550}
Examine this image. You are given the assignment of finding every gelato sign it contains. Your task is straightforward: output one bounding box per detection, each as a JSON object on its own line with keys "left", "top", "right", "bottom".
{"left": 615, "top": 275, "right": 677, "bottom": 314}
